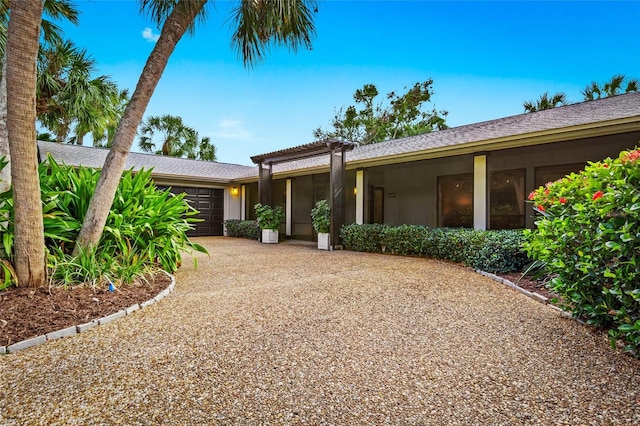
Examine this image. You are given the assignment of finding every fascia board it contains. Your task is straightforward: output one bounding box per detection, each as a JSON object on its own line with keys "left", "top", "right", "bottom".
{"left": 150, "top": 173, "right": 231, "bottom": 185}
{"left": 271, "top": 164, "right": 331, "bottom": 180}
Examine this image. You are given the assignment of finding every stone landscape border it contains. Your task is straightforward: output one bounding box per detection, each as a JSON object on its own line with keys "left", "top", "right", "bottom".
{"left": 476, "top": 270, "right": 579, "bottom": 321}
{"left": 0, "top": 272, "right": 176, "bottom": 355}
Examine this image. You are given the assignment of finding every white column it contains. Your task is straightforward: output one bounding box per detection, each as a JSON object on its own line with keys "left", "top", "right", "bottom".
{"left": 241, "top": 185, "right": 246, "bottom": 221}
{"left": 286, "top": 179, "right": 292, "bottom": 236}
{"left": 355, "top": 170, "right": 364, "bottom": 224}
{"left": 473, "top": 154, "right": 487, "bottom": 230}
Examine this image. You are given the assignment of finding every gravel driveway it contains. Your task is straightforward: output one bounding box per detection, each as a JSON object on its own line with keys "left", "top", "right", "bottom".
{"left": 1, "top": 237, "right": 638, "bottom": 425}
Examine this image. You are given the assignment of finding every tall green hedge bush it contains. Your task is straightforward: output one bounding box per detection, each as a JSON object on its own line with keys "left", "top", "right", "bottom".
{"left": 524, "top": 147, "right": 640, "bottom": 354}
{"left": 224, "top": 219, "right": 260, "bottom": 240}
{"left": 340, "top": 223, "right": 527, "bottom": 273}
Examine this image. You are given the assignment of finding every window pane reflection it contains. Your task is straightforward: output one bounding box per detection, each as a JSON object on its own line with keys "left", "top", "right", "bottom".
{"left": 490, "top": 169, "right": 525, "bottom": 229}
{"left": 438, "top": 174, "right": 473, "bottom": 228}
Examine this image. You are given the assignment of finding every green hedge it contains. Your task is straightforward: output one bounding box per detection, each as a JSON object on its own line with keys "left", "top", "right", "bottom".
{"left": 224, "top": 219, "right": 260, "bottom": 240}
{"left": 524, "top": 146, "right": 640, "bottom": 354}
{"left": 340, "top": 224, "right": 527, "bottom": 274}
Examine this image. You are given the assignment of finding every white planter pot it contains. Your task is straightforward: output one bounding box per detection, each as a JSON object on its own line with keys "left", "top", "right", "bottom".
{"left": 261, "top": 229, "right": 279, "bottom": 244}
{"left": 317, "top": 233, "right": 330, "bottom": 250}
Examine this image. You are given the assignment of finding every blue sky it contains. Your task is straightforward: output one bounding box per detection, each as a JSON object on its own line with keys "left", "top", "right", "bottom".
{"left": 60, "top": 1, "right": 640, "bottom": 166}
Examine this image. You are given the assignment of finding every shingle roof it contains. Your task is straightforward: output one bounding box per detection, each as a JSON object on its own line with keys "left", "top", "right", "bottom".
{"left": 271, "top": 92, "right": 640, "bottom": 174}
{"left": 37, "top": 142, "right": 258, "bottom": 182}
{"left": 38, "top": 92, "right": 640, "bottom": 182}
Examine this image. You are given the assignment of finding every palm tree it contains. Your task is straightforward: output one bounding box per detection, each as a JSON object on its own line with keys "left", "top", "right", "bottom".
{"left": 523, "top": 92, "right": 568, "bottom": 113}
{"left": 138, "top": 114, "right": 194, "bottom": 156}
{"left": 75, "top": 0, "right": 318, "bottom": 253}
{"left": 138, "top": 114, "right": 217, "bottom": 161}
{"left": 36, "top": 40, "right": 128, "bottom": 145}
{"left": 0, "top": 0, "right": 78, "bottom": 192}
{"left": 197, "top": 135, "right": 216, "bottom": 161}
{"left": 92, "top": 87, "right": 130, "bottom": 148}
{"left": 71, "top": 81, "right": 129, "bottom": 146}
{"left": 5, "top": 1, "right": 46, "bottom": 287}
{"left": 582, "top": 74, "right": 639, "bottom": 100}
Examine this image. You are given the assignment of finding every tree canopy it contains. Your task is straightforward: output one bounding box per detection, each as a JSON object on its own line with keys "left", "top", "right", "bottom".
{"left": 523, "top": 92, "right": 568, "bottom": 113}
{"left": 523, "top": 74, "right": 639, "bottom": 113}
{"left": 314, "top": 80, "right": 448, "bottom": 145}
{"left": 582, "top": 74, "right": 639, "bottom": 101}
{"left": 138, "top": 114, "right": 216, "bottom": 161}
{"left": 36, "top": 39, "right": 129, "bottom": 145}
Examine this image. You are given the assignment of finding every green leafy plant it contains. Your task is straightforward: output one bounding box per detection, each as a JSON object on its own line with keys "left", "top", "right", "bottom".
{"left": 311, "top": 199, "right": 330, "bottom": 234}
{"left": 339, "top": 223, "right": 388, "bottom": 253}
{"left": 254, "top": 203, "right": 284, "bottom": 231}
{"left": 0, "top": 155, "right": 207, "bottom": 290}
{"left": 524, "top": 146, "right": 640, "bottom": 355}
{"left": 224, "top": 219, "right": 260, "bottom": 240}
{"left": 340, "top": 223, "right": 527, "bottom": 273}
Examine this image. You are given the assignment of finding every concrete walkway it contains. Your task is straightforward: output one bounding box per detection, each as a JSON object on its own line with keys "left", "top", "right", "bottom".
{"left": 1, "top": 237, "right": 638, "bottom": 425}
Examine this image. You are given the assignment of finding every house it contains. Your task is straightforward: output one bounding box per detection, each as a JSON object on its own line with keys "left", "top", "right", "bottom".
{"left": 39, "top": 91, "right": 640, "bottom": 240}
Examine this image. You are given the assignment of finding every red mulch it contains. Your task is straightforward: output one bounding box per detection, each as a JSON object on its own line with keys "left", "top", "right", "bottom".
{"left": 0, "top": 273, "right": 171, "bottom": 347}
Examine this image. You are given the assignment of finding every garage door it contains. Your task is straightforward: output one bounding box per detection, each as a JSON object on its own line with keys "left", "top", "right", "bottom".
{"left": 162, "top": 186, "right": 224, "bottom": 237}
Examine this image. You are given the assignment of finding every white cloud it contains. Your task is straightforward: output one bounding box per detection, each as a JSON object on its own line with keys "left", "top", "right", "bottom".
{"left": 142, "top": 27, "right": 160, "bottom": 43}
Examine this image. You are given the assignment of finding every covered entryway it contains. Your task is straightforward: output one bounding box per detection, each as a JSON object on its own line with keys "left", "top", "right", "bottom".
{"left": 162, "top": 186, "right": 224, "bottom": 236}
{"left": 251, "top": 138, "right": 356, "bottom": 248}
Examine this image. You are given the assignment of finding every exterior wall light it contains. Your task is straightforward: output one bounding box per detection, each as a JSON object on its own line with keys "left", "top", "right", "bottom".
{"left": 230, "top": 186, "right": 239, "bottom": 196}
{"left": 353, "top": 187, "right": 357, "bottom": 195}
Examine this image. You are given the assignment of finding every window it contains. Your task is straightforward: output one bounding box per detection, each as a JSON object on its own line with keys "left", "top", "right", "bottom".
{"left": 490, "top": 169, "right": 525, "bottom": 229}
{"left": 535, "top": 163, "right": 585, "bottom": 188}
{"left": 438, "top": 174, "right": 473, "bottom": 228}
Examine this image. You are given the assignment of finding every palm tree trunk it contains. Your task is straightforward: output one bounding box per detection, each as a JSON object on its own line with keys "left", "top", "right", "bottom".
{"left": 6, "top": 0, "right": 46, "bottom": 287}
{"left": 74, "top": 0, "right": 206, "bottom": 254}
{"left": 0, "top": 59, "right": 10, "bottom": 193}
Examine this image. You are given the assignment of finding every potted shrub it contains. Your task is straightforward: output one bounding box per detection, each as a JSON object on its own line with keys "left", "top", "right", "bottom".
{"left": 254, "top": 203, "right": 284, "bottom": 244}
{"left": 311, "top": 199, "right": 331, "bottom": 250}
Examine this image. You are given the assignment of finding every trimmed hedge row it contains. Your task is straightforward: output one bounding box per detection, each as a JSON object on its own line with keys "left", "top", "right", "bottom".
{"left": 224, "top": 220, "right": 260, "bottom": 240}
{"left": 340, "top": 224, "right": 528, "bottom": 273}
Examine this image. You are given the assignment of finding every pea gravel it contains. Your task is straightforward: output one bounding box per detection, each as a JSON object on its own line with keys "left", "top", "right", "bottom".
{"left": 1, "top": 237, "right": 638, "bottom": 425}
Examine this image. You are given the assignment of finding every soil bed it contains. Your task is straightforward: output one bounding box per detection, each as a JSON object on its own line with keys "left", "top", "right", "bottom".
{"left": 0, "top": 273, "right": 170, "bottom": 347}
{"left": 497, "top": 272, "right": 557, "bottom": 300}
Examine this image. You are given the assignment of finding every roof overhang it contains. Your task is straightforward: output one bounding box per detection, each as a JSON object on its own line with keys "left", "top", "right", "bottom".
{"left": 344, "top": 116, "right": 640, "bottom": 170}
{"left": 256, "top": 116, "right": 640, "bottom": 178}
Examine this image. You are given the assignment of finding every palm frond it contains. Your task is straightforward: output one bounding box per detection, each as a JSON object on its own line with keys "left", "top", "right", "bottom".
{"left": 230, "top": 0, "right": 317, "bottom": 67}
{"left": 140, "top": 0, "right": 208, "bottom": 36}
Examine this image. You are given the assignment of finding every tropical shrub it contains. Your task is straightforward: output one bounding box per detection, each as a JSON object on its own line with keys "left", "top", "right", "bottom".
{"left": 524, "top": 147, "right": 640, "bottom": 354}
{"left": 0, "top": 156, "right": 207, "bottom": 289}
{"left": 340, "top": 223, "right": 527, "bottom": 273}
{"left": 470, "top": 230, "right": 529, "bottom": 273}
{"left": 254, "top": 203, "right": 284, "bottom": 230}
{"left": 225, "top": 219, "right": 260, "bottom": 240}
{"left": 311, "top": 199, "right": 330, "bottom": 234}
{"left": 340, "top": 223, "right": 388, "bottom": 253}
